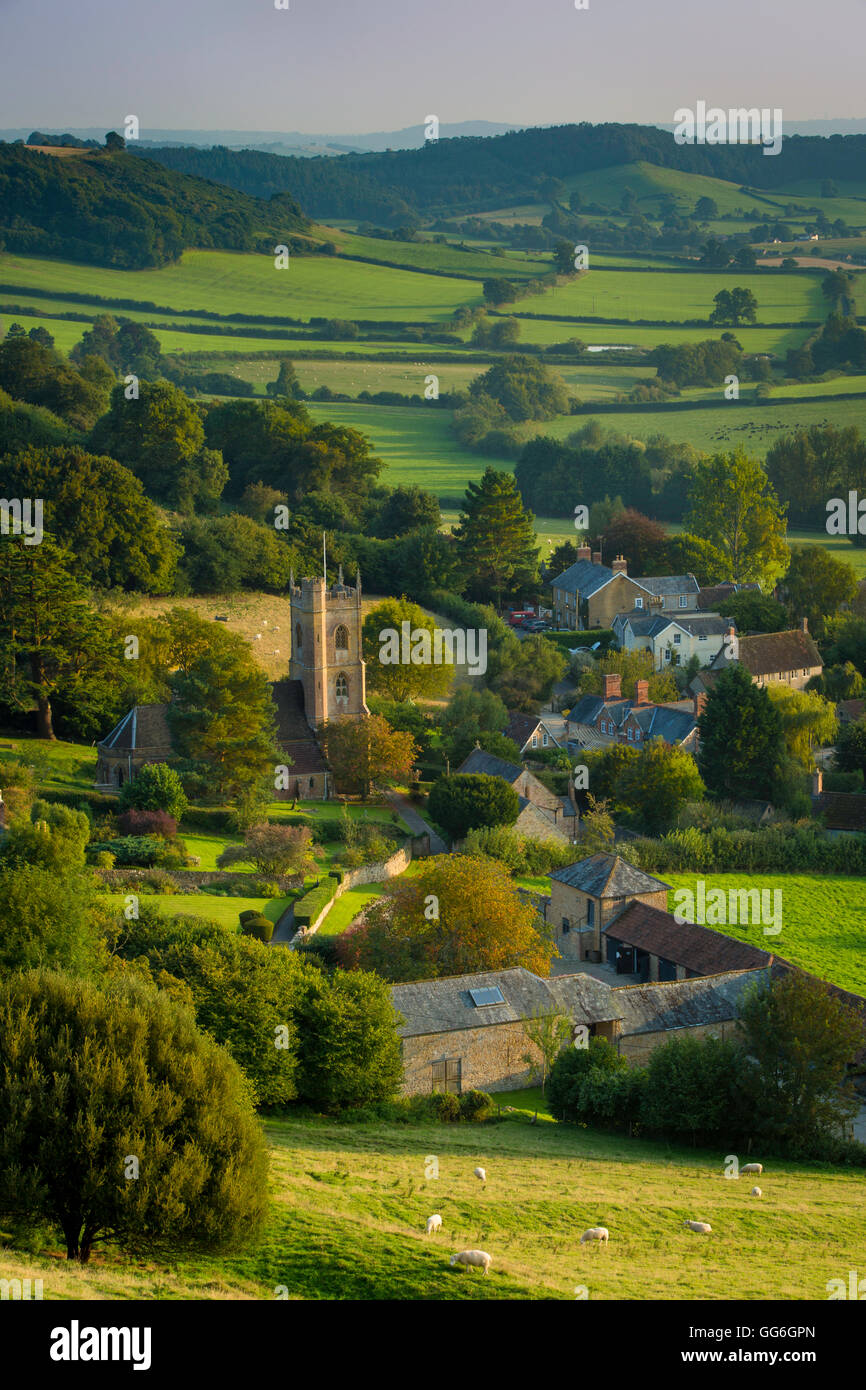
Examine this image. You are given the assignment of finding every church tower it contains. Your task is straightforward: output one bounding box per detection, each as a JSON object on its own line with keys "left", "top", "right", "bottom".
{"left": 288, "top": 568, "right": 369, "bottom": 729}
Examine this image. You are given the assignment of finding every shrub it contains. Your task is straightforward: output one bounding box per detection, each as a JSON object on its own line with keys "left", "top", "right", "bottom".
{"left": 117, "top": 808, "right": 178, "bottom": 838}
{"left": 88, "top": 835, "right": 164, "bottom": 867}
{"left": 118, "top": 763, "right": 189, "bottom": 822}
{"left": 293, "top": 875, "right": 340, "bottom": 930}
{"left": 429, "top": 1091, "right": 461, "bottom": 1122}
{"left": 239, "top": 913, "right": 274, "bottom": 943}
{"left": 91, "top": 850, "right": 116, "bottom": 870}
{"left": 459, "top": 1089, "right": 494, "bottom": 1121}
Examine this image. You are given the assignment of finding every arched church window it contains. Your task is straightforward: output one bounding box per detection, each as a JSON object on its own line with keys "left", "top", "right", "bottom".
{"left": 335, "top": 673, "right": 349, "bottom": 702}
{"left": 334, "top": 624, "right": 349, "bottom": 655}
{"left": 295, "top": 623, "right": 303, "bottom": 649}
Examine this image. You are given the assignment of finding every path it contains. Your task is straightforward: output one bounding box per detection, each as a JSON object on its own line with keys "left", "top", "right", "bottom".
{"left": 386, "top": 791, "right": 448, "bottom": 855}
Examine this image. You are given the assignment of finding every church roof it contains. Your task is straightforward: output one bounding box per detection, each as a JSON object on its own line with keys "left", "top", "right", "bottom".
{"left": 97, "top": 704, "right": 173, "bottom": 756}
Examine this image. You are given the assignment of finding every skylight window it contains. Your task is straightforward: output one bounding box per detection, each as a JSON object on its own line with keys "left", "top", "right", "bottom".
{"left": 469, "top": 987, "right": 505, "bottom": 1007}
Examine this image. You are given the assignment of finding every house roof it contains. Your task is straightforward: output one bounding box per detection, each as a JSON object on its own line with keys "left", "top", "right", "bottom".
{"left": 604, "top": 901, "right": 773, "bottom": 975}
{"left": 97, "top": 704, "right": 173, "bottom": 757}
{"left": 613, "top": 969, "right": 768, "bottom": 1035}
{"left": 551, "top": 559, "right": 698, "bottom": 603}
{"left": 505, "top": 711, "right": 564, "bottom": 751}
{"left": 813, "top": 791, "right": 866, "bottom": 832}
{"left": 697, "top": 582, "right": 760, "bottom": 611}
{"left": 456, "top": 748, "right": 522, "bottom": 783}
{"left": 391, "top": 966, "right": 620, "bottom": 1038}
{"left": 836, "top": 698, "right": 865, "bottom": 724}
{"left": 712, "top": 628, "right": 823, "bottom": 677}
{"left": 550, "top": 853, "right": 671, "bottom": 898}
{"left": 568, "top": 694, "right": 697, "bottom": 747}
{"left": 616, "top": 612, "right": 731, "bottom": 640}
{"left": 270, "top": 680, "right": 329, "bottom": 775}
{"left": 635, "top": 574, "right": 700, "bottom": 598}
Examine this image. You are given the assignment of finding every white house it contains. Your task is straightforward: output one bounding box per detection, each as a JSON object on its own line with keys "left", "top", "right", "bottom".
{"left": 612, "top": 611, "right": 732, "bottom": 671}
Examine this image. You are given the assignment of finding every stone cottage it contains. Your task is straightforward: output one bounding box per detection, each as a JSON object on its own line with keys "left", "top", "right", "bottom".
{"left": 548, "top": 853, "right": 671, "bottom": 963}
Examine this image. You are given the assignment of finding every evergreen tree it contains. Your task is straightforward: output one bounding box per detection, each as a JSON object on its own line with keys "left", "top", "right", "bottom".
{"left": 697, "top": 664, "right": 784, "bottom": 800}
{"left": 453, "top": 467, "right": 539, "bottom": 607}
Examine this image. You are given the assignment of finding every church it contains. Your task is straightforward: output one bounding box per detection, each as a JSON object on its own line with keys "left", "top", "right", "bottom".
{"left": 94, "top": 569, "right": 368, "bottom": 802}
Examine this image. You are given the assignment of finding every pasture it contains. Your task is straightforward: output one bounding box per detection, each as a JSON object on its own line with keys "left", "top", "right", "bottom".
{"left": 664, "top": 873, "right": 866, "bottom": 997}
{"left": 1, "top": 1113, "right": 862, "bottom": 1299}
{"left": 539, "top": 267, "right": 826, "bottom": 325}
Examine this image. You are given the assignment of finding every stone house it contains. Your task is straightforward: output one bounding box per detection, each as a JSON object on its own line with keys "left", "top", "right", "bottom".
{"left": 504, "top": 711, "right": 565, "bottom": 755}
{"left": 548, "top": 853, "right": 671, "bottom": 963}
{"left": 455, "top": 746, "right": 575, "bottom": 841}
{"left": 811, "top": 767, "right": 866, "bottom": 837}
{"left": 709, "top": 621, "right": 823, "bottom": 691}
{"left": 696, "top": 581, "right": 760, "bottom": 611}
{"left": 550, "top": 547, "right": 699, "bottom": 631}
{"left": 603, "top": 899, "right": 774, "bottom": 982}
{"left": 567, "top": 675, "right": 702, "bottom": 753}
{"left": 613, "top": 970, "right": 767, "bottom": 1063}
{"left": 612, "top": 612, "right": 731, "bottom": 671}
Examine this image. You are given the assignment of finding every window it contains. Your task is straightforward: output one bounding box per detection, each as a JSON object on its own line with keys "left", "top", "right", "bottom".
{"left": 699, "top": 634, "right": 706, "bottom": 642}
{"left": 469, "top": 986, "right": 505, "bottom": 1007}
{"left": 561, "top": 917, "right": 571, "bottom": 934}
{"left": 678, "top": 595, "right": 688, "bottom": 608}
{"left": 627, "top": 727, "right": 633, "bottom": 741}
{"left": 542, "top": 732, "right": 549, "bottom": 747}
{"left": 531, "top": 734, "right": 538, "bottom": 748}
{"left": 431, "top": 1059, "right": 461, "bottom": 1094}
{"left": 634, "top": 730, "right": 641, "bottom": 742}
{"left": 586, "top": 900, "right": 595, "bottom": 926}
{"left": 334, "top": 624, "right": 349, "bottom": 655}
{"left": 674, "top": 633, "right": 681, "bottom": 644}
{"left": 295, "top": 622, "right": 303, "bottom": 649}
{"left": 335, "top": 672, "right": 349, "bottom": 701}
{"left": 635, "top": 597, "right": 643, "bottom": 609}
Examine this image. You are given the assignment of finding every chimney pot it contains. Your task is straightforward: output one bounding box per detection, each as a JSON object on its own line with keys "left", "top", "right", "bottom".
{"left": 634, "top": 679, "right": 649, "bottom": 705}
{"left": 801, "top": 617, "right": 809, "bottom": 634}
{"left": 577, "top": 545, "right": 591, "bottom": 561}
{"left": 611, "top": 555, "right": 628, "bottom": 574}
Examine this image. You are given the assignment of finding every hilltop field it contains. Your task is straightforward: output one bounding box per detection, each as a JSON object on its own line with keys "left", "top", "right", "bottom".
{"left": 1, "top": 1111, "right": 862, "bottom": 1300}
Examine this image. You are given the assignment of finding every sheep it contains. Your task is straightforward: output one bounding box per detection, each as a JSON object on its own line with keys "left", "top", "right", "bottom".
{"left": 449, "top": 1249, "right": 492, "bottom": 1275}
{"left": 741, "top": 1163, "right": 763, "bottom": 1175}
{"left": 751, "top": 1186, "right": 762, "bottom": 1198}
{"left": 684, "top": 1220, "right": 712, "bottom": 1234}
{"left": 474, "top": 1166, "right": 487, "bottom": 1186}
{"left": 425, "top": 1214, "right": 442, "bottom": 1235}
{"left": 579, "top": 1227, "right": 609, "bottom": 1245}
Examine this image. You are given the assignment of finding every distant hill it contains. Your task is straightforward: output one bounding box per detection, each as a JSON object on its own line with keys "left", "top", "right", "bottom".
{"left": 0, "top": 121, "right": 522, "bottom": 154}
{"left": 0, "top": 143, "right": 313, "bottom": 269}
{"left": 135, "top": 122, "right": 866, "bottom": 226}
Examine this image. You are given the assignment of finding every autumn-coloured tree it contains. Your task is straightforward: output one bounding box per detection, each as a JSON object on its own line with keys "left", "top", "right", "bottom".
{"left": 339, "top": 854, "right": 556, "bottom": 981}
{"left": 602, "top": 508, "right": 668, "bottom": 575}
{"left": 319, "top": 714, "right": 416, "bottom": 799}
{"left": 217, "top": 823, "right": 320, "bottom": 879}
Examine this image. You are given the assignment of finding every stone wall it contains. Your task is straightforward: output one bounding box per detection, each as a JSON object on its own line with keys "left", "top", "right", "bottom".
{"left": 290, "top": 840, "right": 420, "bottom": 940}
{"left": 400, "top": 1022, "right": 544, "bottom": 1096}
{"left": 618, "top": 1019, "right": 738, "bottom": 1066}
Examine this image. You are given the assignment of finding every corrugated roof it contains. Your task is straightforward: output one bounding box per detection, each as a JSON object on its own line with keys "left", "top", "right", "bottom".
{"left": 605, "top": 901, "right": 773, "bottom": 975}
{"left": 391, "top": 966, "right": 620, "bottom": 1038}
{"left": 550, "top": 853, "right": 671, "bottom": 897}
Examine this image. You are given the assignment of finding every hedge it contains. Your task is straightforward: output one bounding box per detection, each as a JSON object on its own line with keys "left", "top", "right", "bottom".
{"left": 293, "top": 873, "right": 341, "bottom": 930}
{"left": 620, "top": 823, "right": 866, "bottom": 875}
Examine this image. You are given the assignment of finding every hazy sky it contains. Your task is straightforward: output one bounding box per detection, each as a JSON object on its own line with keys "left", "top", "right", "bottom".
{"left": 1, "top": 0, "right": 863, "bottom": 132}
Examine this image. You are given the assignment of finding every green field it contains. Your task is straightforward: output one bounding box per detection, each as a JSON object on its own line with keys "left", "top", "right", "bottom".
{"left": 103, "top": 893, "right": 292, "bottom": 929}
{"left": 665, "top": 874, "right": 866, "bottom": 996}
{"left": 540, "top": 267, "right": 826, "bottom": 324}
{"left": 322, "top": 226, "right": 547, "bottom": 281}
{"left": 505, "top": 317, "right": 809, "bottom": 354}
{"left": 1, "top": 1112, "right": 862, "bottom": 1300}
{"left": 0, "top": 249, "right": 484, "bottom": 324}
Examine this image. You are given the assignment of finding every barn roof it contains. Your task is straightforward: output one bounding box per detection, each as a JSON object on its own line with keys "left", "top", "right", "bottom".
{"left": 813, "top": 791, "right": 866, "bottom": 832}
{"left": 712, "top": 628, "right": 822, "bottom": 677}
{"left": 613, "top": 969, "right": 768, "bottom": 1035}
{"left": 605, "top": 901, "right": 773, "bottom": 975}
{"left": 549, "top": 853, "right": 670, "bottom": 898}
{"left": 391, "top": 966, "right": 620, "bottom": 1038}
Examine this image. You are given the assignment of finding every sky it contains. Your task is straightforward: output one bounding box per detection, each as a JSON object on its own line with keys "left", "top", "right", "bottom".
{"left": 0, "top": 0, "right": 864, "bottom": 134}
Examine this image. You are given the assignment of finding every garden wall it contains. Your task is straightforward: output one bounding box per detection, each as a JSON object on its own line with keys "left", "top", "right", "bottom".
{"left": 288, "top": 841, "right": 421, "bottom": 942}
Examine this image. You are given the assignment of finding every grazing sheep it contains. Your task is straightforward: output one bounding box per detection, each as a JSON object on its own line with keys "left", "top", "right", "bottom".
{"left": 751, "top": 1186, "right": 762, "bottom": 1198}
{"left": 579, "top": 1227, "right": 609, "bottom": 1245}
{"left": 425, "top": 1214, "right": 442, "bottom": 1235}
{"left": 474, "top": 1166, "right": 487, "bottom": 1185}
{"left": 742, "top": 1163, "right": 763, "bottom": 1175}
{"left": 684, "top": 1220, "right": 712, "bottom": 1234}
{"left": 450, "top": 1249, "right": 492, "bottom": 1275}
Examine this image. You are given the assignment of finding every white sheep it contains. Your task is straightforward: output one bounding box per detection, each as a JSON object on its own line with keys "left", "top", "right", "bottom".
{"left": 474, "top": 1166, "right": 487, "bottom": 1186}
{"left": 425, "top": 1214, "right": 442, "bottom": 1235}
{"left": 751, "top": 1186, "right": 762, "bottom": 1198}
{"left": 741, "top": 1163, "right": 763, "bottom": 1175}
{"left": 579, "top": 1226, "right": 609, "bottom": 1245}
{"left": 450, "top": 1249, "right": 492, "bottom": 1275}
{"left": 684, "top": 1220, "right": 712, "bottom": 1234}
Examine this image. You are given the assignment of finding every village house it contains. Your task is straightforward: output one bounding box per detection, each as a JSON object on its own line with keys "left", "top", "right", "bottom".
{"left": 547, "top": 852, "right": 671, "bottom": 963}
{"left": 696, "top": 581, "right": 761, "bottom": 611}
{"left": 811, "top": 767, "right": 866, "bottom": 836}
{"left": 504, "top": 710, "right": 566, "bottom": 755}
{"left": 612, "top": 611, "right": 731, "bottom": 671}
{"left": 708, "top": 620, "right": 823, "bottom": 691}
{"left": 550, "top": 547, "right": 699, "bottom": 631}
{"left": 455, "top": 746, "right": 575, "bottom": 841}
{"left": 567, "top": 675, "right": 703, "bottom": 753}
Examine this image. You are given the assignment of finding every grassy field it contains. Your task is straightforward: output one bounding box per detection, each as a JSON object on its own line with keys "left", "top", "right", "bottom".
{"left": 664, "top": 874, "right": 866, "bottom": 996}
{"left": 102, "top": 893, "right": 292, "bottom": 929}
{"left": 538, "top": 267, "right": 825, "bottom": 324}
{"left": 1, "top": 1112, "right": 863, "bottom": 1300}
{"left": 486, "top": 317, "right": 810, "bottom": 354}
{"left": 0, "top": 249, "right": 484, "bottom": 324}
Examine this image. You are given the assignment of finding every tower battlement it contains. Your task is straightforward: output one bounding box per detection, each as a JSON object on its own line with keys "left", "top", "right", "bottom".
{"left": 288, "top": 570, "right": 368, "bottom": 729}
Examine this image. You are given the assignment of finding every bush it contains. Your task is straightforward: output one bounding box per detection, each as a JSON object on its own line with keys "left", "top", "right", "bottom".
{"left": 118, "top": 763, "right": 189, "bottom": 822}
{"left": 459, "top": 1089, "right": 494, "bottom": 1121}
{"left": 429, "top": 1091, "right": 462, "bottom": 1121}
{"left": 239, "top": 912, "right": 274, "bottom": 943}
{"left": 88, "top": 835, "right": 164, "bottom": 867}
{"left": 91, "top": 850, "right": 116, "bottom": 870}
{"left": 117, "top": 808, "right": 178, "bottom": 838}
{"left": 621, "top": 822, "right": 866, "bottom": 875}
{"left": 293, "top": 875, "right": 340, "bottom": 930}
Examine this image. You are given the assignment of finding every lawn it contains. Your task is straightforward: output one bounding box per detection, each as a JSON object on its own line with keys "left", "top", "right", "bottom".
{"left": 0, "top": 737, "right": 96, "bottom": 793}
{"left": 2, "top": 1112, "right": 863, "bottom": 1299}
{"left": 664, "top": 873, "right": 866, "bottom": 996}
{"left": 102, "top": 893, "right": 292, "bottom": 930}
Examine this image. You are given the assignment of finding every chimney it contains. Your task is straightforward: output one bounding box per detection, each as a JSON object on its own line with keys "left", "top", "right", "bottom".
{"left": 634, "top": 679, "right": 649, "bottom": 705}
{"left": 592, "top": 551, "right": 602, "bottom": 566}
{"left": 812, "top": 766, "right": 823, "bottom": 796}
{"left": 602, "top": 673, "right": 622, "bottom": 701}
{"left": 801, "top": 617, "right": 809, "bottom": 634}
{"left": 577, "top": 544, "right": 591, "bottom": 561}
{"left": 693, "top": 692, "right": 707, "bottom": 718}
{"left": 611, "top": 554, "right": 628, "bottom": 575}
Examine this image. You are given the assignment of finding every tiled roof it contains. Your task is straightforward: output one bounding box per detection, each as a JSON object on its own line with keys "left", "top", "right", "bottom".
{"left": 550, "top": 853, "right": 670, "bottom": 898}
{"left": 613, "top": 969, "right": 769, "bottom": 1035}
{"left": 697, "top": 582, "right": 760, "bottom": 611}
{"left": 97, "top": 704, "right": 173, "bottom": 756}
{"left": 813, "top": 792, "right": 866, "bottom": 831}
{"left": 456, "top": 748, "right": 522, "bottom": 783}
{"left": 391, "top": 966, "right": 620, "bottom": 1037}
{"left": 550, "top": 558, "right": 617, "bottom": 599}
{"left": 568, "top": 694, "right": 697, "bottom": 746}
{"left": 616, "top": 612, "right": 731, "bottom": 639}
{"left": 505, "top": 712, "right": 543, "bottom": 749}
{"left": 635, "top": 574, "right": 699, "bottom": 597}
{"left": 836, "top": 699, "right": 865, "bottom": 724}
{"left": 605, "top": 901, "right": 773, "bottom": 975}
{"left": 713, "top": 628, "right": 822, "bottom": 677}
